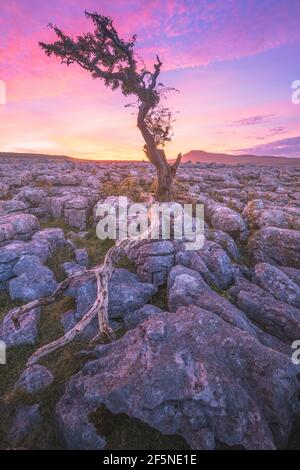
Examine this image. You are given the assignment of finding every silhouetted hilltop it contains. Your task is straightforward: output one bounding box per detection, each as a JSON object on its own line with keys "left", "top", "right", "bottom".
{"left": 182, "top": 150, "right": 300, "bottom": 166}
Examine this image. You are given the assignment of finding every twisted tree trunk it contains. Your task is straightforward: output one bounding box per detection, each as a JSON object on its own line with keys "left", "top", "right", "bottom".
{"left": 137, "top": 102, "right": 182, "bottom": 202}
{"left": 156, "top": 162, "right": 172, "bottom": 201}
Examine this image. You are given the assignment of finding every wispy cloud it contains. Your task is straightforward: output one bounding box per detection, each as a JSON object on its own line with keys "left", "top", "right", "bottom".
{"left": 252, "top": 126, "right": 286, "bottom": 141}
{"left": 238, "top": 136, "right": 300, "bottom": 157}
{"left": 229, "top": 114, "right": 275, "bottom": 127}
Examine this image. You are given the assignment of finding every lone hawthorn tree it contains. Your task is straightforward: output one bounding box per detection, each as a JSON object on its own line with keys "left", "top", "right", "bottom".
{"left": 40, "top": 11, "right": 182, "bottom": 201}
{"left": 10, "top": 12, "right": 183, "bottom": 365}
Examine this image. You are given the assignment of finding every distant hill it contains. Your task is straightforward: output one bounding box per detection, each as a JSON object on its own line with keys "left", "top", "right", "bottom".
{"left": 0, "top": 152, "right": 71, "bottom": 161}
{"left": 0, "top": 152, "right": 144, "bottom": 164}
{"left": 182, "top": 150, "right": 300, "bottom": 166}
{"left": 1, "top": 150, "right": 300, "bottom": 167}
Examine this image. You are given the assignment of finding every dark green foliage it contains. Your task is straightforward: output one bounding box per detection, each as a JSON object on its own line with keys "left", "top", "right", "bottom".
{"left": 75, "top": 228, "right": 115, "bottom": 267}
{"left": 46, "top": 245, "right": 75, "bottom": 282}
{"left": 150, "top": 285, "right": 168, "bottom": 310}
{"left": 0, "top": 291, "right": 22, "bottom": 321}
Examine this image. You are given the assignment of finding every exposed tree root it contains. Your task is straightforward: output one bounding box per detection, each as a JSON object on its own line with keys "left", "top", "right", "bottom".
{"left": 16, "top": 203, "right": 157, "bottom": 367}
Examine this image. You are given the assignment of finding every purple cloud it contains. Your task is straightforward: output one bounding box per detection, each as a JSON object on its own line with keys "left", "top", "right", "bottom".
{"left": 230, "top": 114, "right": 275, "bottom": 127}
{"left": 238, "top": 136, "right": 300, "bottom": 157}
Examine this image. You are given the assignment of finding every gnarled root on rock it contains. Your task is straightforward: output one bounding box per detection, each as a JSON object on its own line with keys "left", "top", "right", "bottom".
{"left": 24, "top": 236, "right": 147, "bottom": 366}
{"left": 10, "top": 204, "right": 157, "bottom": 367}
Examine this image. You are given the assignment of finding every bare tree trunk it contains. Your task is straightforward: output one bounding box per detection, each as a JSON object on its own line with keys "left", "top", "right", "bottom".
{"left": 156, "top": 159, "right": 173, "bottom": 202}
{"left": 146, "top": 148, "right": 182, "bottom": 202}
{"left": 137, "top": 102, "right": 182, "bottom": 202}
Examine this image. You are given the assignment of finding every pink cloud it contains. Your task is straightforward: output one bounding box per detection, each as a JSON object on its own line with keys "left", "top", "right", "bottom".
{"left": 2, "top": 0, "right": 300, "bottom": 101}
{"left": 1, "top": 1, "right": 300, "bottom": 159}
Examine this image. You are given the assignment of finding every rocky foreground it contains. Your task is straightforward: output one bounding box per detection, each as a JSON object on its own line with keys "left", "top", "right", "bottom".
{"left": 0, "top": 154, "right": 300, "bottom": 450}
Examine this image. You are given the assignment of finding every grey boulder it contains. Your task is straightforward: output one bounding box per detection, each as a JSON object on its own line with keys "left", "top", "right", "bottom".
{"left": 75, "top": 248, "right": 89, "bottom": 267}
{"left": 0, "top": 307, "right": 41, "bottom": 347}
{"left": 15, "top": 364, "right": 54, "bottom": 395}
{"left": 254, "top": 262, "right": 300, "bottom": 307}
{"left": 9, "top": 404, "right": 42, "bottom": 447}
{"left": 9, "top": 255, "right": 57, "bottom": 302}
{"left": 229, "top": 276, "right": 300, "bottom": 343}
{"left": 124, "top": 304, "right": 162, "bottom": 329}
{"left": 176, "top": 240, "right": 235, "bottom": 289}
{"left": 56, "top": 306, "right": 299, "bottom": 450}
{"left": 129, "top": 241, "right": 175, "bottom": 286}
{"left": 168, "top": 265, "right": 288, "bottom": 354}
{"left": 248, "top": 227, "right": 300, "bottom": 268}
{"left": 66, "top": 268, "right": 157, "bottom": 322}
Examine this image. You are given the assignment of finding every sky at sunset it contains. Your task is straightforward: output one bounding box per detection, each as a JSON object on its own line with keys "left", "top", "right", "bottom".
{"left": 0, "top": 0, "right": 300, "bottom": 160}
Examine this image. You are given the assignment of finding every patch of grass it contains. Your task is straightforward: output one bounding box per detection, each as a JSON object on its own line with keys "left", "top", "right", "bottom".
{"left": 0, "top": 191, "right": 13, "bottom": 201}
{"left": 25, "top": 340, "right": 91, "bottom": 449}
{"left": 38, "top": 296, "right": 75, "bottom": 346}
{"left": 0, "top": 291, "right": 23, "bottom": 322}
{"left": 0, "top": 295, "right": 76, "bottom": 404}
{"left": 45, "top": 245, "right": 75, "bottom": 282}
{"left": 37, "top": 344, "right": 90, "bottom": 448}
{"left": 39, "top": 217, "right": 77, "bottom": 235}
{"left": 0, "top": 293, "right": 90, "bottom": 449}
{"left": 235, "top": 239, "right": 252, "bottom": 267}
{"left": 0, "top": 344, "right": 36, "bottom": 448}
{"left": 90, "top": 404, "right": 190, "bottom": 450}
{"left": 0, "top": 339, "right": 91, "bottom": 450}
{"left": 115, "top": 255, "right": 137, "bottom": 273}
{"left": 101, "top": 178, "right": 152, "bottom": 203}
{"left": 150, "top": 285, "right": 168, "bottom": 310}
{"left": 172, "top": 181, "right": 191, "bottom": 203}
{"left": 0, "top": 344, "right": 35, "bottom": 399}
{"left": 101, "top": 180, "right": 123, "bottom": 198}
{"left": 75, "top": 228, "right": 115, "bottom": 267}
{"left": 40, "top": 217, "right": 115, "bottom": 274}
{"left": 35, "top": 180, "right": 53, "bottom": 191}
{"left": 210, "top": 191, "right": 224, "bottom": 203}
{"left": 210, "top": 284, "right": 233, "bottom": 302}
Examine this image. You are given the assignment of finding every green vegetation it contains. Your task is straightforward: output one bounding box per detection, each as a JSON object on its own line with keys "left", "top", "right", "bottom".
{"left": 150, "top": 285, "right": 168, "bottom": 310}
{"left": 210, "top": 190, "right": 224, "bottom": 203}
{"left": 0, "top": 344, "right": 35, "bottom": 400}
{"left": 75, "top": 228, "right": 115, "bottom": 267}
{"left": 0, "top": 191, "right": 13, "bottom": 201}
{"left": 0, "top": 293, "right": 92, "bottom": 449}
{"left": 0, "top": 341, "right": 91, "bottom": 449}
{"left": 38, "top": 296, "right": 75, "bottom": 345}
{"left": 114, "top": 255, "right": 136, "bottom": 273}
{"left": 45, "top": 245, "right": 75, "bottom": 282}
{"left": 35, "top": 180, "right": 53, "bottom": 191}
{"left": 0, "top": 291, "right": 22, "bottom": 322}
{"left": 39, "top": 217, "right": 77, "bottom": 235}
{"left": 235, "top": 239, "right": 252, "bottom": 267}
{"left": 0, "top": 344, "right": 36, "bottom": 448}
{"left": 210, "top": 283, "right": 233, "bottom": 301}
{"left": 40, "top": 216, "right": 115, "bottom": 269}
{"left": 101, "top": 177, "right": 152, "bottom": 203}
